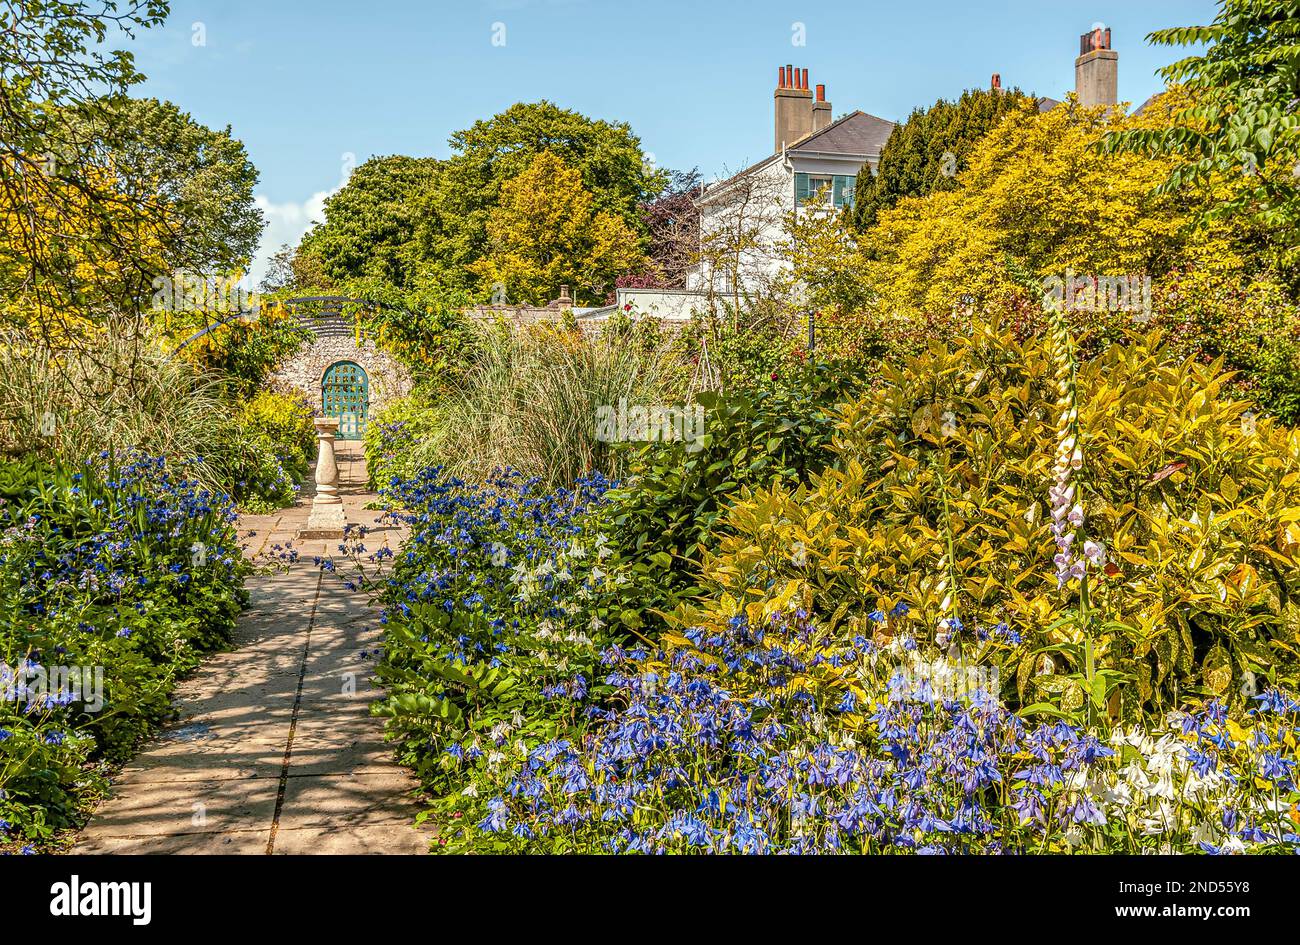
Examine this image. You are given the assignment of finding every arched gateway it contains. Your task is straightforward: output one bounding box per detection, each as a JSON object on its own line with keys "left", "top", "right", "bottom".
{"left": 267, "top": 296, "right": 412, "bottom": 426}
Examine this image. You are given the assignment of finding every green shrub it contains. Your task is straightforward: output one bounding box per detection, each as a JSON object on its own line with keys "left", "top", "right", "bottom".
{"left": 240, "top": 388, "right": 316, "bottom": 479}
{"left": 601, "top": 360, "right": 868, "bottom": 636}
{"left": 364, "top": 395, "right": 442, "bottom": 489}
{"left": 162, "top": 300, "right": 311, "bottom": 399}
{"left": 225, "top": 428, "right": 301, "bottom": 513}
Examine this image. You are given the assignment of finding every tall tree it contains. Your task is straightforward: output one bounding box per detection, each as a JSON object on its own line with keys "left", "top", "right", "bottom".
{"left": 469, "top": 151, "right": 645, "bottom": 305}
{"left": 72, "top": 97, "right": 264, "bottom": 275}
{"left": 297, "top": 155, "right": 441, "bottom": 287}
{"left": 851, "top": 87, "right": 1033, "bottom": 232}
{"left": 0, "top": 0, "right": 172, "bottom": 343}
{"left": 640, "top": 167, "right": 702, "bottom": 288}
{"left": 416, "top": 101, "right": 663, "bottom": 293}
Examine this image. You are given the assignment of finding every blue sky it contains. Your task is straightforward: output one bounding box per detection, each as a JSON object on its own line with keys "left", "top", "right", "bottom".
{"left": 122, "top": 0, "right": 1220, "bottom": 284}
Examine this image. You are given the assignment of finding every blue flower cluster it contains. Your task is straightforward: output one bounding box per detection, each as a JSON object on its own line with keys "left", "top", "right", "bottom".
{"left": 444, "top": 611, "right": 1300, "bottom": 854}
{"left": 0, "top": 451, "right": 247, "bottom": 845}
{"left": 352, "top": 466, "right": 618, "bottom": 795}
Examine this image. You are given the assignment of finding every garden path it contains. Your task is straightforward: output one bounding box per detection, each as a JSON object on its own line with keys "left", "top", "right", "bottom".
{"left": 73, "top": 442, "right": 431, "bottom": 854}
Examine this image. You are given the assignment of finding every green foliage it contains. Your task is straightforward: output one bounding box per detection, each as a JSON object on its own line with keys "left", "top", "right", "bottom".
{"left": 239, "top": 387, "right": 315, "bottom": 481}
{"left": 469, "top": 151, "right": 647, "bottom": 305}
{"left": 852, "top": 87, "right": 1034, "bottom": 231}
{"left": 163, "top": 300, "right": 312, "bottom": 399}
{"left": 315, "top": 278, "right": 478, "bottom": 388}
{"left": 0, "top": 331, "right": 307, "bottom": 512}
{"left": 297, "top": 156, "right": 442, "bottom": 288}
{"left": 74, "top": 96, "right": 264, "bottom": 274}
{"left": 1104, "top": 0, "right": 1300, "bottom": 265}
{"left": 0, "top": 0, "right": 173, "bottom": 337}
{"left": 363, "top": 395, "right": 442, "bottom": 488}
{"left": 682, "top": 322, "right": 1300, "bottom": 718}
{"left": 1150, "top": 268, "right": 1300, "bottom": 425}
{"left": 415, "top": 101, "right": 663, "bottom": 294}
{"left": 602, "top": 360, "right": 866, "bottom": 635}
{"left": 849, "top": 93, "right": 1300, "bottom": 425}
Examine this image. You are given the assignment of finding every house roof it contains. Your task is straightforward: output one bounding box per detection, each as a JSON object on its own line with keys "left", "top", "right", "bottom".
{"left": 789, "top": 109, "right": 895, "bottom": 157}
{"left": 699, "top": 110, "right": 895, "bottom": 202}
{"left": 1133, "top": 93, "right": 1162, "bottom": 116}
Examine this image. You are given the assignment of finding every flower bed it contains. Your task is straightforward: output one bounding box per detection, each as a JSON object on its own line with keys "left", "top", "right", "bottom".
{"left": 450, "top": 619, "right": 1300, "bottom": 854}
{"left": 348, "top": 320, "right": 1300, "bottom": 854}
{"left": 350, "top": 459, "right": 1300, "bottom": 854}
{"left": 0, "top": 453, "right": 246, "bottom": 844}
{"left": 362, "top": 467, "right": 617, "bottom": 796}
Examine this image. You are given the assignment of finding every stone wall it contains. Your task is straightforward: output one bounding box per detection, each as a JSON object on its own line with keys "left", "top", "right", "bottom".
{"left": 269, "top": 317, "right": 413, "bottom": 416}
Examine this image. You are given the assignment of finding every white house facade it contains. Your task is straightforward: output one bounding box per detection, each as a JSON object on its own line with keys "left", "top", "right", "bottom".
{"left": 684, "top": 67, "right": 895, "bottom": 303}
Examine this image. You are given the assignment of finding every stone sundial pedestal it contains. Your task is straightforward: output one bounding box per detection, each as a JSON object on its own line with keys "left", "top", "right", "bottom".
{"left": 298, "top": 417, "right": 347, "bottom": 539}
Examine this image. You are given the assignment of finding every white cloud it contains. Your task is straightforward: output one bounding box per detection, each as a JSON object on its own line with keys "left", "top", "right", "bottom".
{"left": 247, "top": 183, "right": 338, "bottom": 289}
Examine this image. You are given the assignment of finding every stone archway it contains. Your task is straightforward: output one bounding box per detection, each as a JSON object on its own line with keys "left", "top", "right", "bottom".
{"left": 268, "top": 296, "right": 412, "bottom": 419}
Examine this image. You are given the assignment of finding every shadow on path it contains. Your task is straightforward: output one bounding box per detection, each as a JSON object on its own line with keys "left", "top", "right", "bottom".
{"left": 74, "top": 442, "right": 431, "bottom": 854}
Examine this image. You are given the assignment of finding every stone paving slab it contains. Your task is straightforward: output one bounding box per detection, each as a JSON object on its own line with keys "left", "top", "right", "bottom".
{"left": 74, "top": 443, "right": 431, "bottom": 855}
{"left": 270, "top": 823, "right": 419, "bottom": 856}
{"left": 84, "top": 778, "right": 281, "bottom": 837}
{"left": 76, "top": 829, "right": 271, "bottom": 856}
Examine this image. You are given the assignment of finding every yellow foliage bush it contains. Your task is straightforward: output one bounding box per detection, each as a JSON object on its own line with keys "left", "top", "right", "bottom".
{"left": 672, "top": 320, "right": 1300, "bottom": 718}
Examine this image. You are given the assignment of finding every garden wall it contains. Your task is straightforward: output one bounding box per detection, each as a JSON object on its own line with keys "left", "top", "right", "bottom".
{"left": 270, "top": 315, "right": 413, "bottom": 414}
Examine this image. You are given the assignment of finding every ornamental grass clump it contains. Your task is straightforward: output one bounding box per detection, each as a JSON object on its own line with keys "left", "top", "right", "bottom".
{"left": 409, "top": 321, "right": 683, "bottom": 488}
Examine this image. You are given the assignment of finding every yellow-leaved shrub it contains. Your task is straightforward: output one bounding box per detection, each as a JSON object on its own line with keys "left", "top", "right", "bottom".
{"left": 672, "top": 320, "right": 1300, "bottom": 718}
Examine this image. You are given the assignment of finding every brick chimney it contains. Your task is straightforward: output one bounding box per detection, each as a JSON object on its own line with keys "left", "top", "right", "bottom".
{"left": 812, "top": 83, "right": 832, "bottom": 132}
{"left": 1075, "top": 26, "right": 1117, "bottom": 107}
{"left": 774, "top": 65, "right": 813, "bottom": 151}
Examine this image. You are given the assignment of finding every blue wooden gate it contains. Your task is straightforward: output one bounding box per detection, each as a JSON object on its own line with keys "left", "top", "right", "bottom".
{"left": 322, "top": 361, "right": 368, "bottom": 440}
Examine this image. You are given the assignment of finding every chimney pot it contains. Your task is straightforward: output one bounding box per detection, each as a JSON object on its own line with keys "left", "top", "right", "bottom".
{"left": 779, "top": 66, "right": 786, "bottom": 88}
{"left": 811, "top": 82, "right": 832, "bottom": 131}
{"left": 801, "top": 68, "right": 809, "bottom": 90}
{"left": 991, "top": 72, "right": 1001, "bottom": 90}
